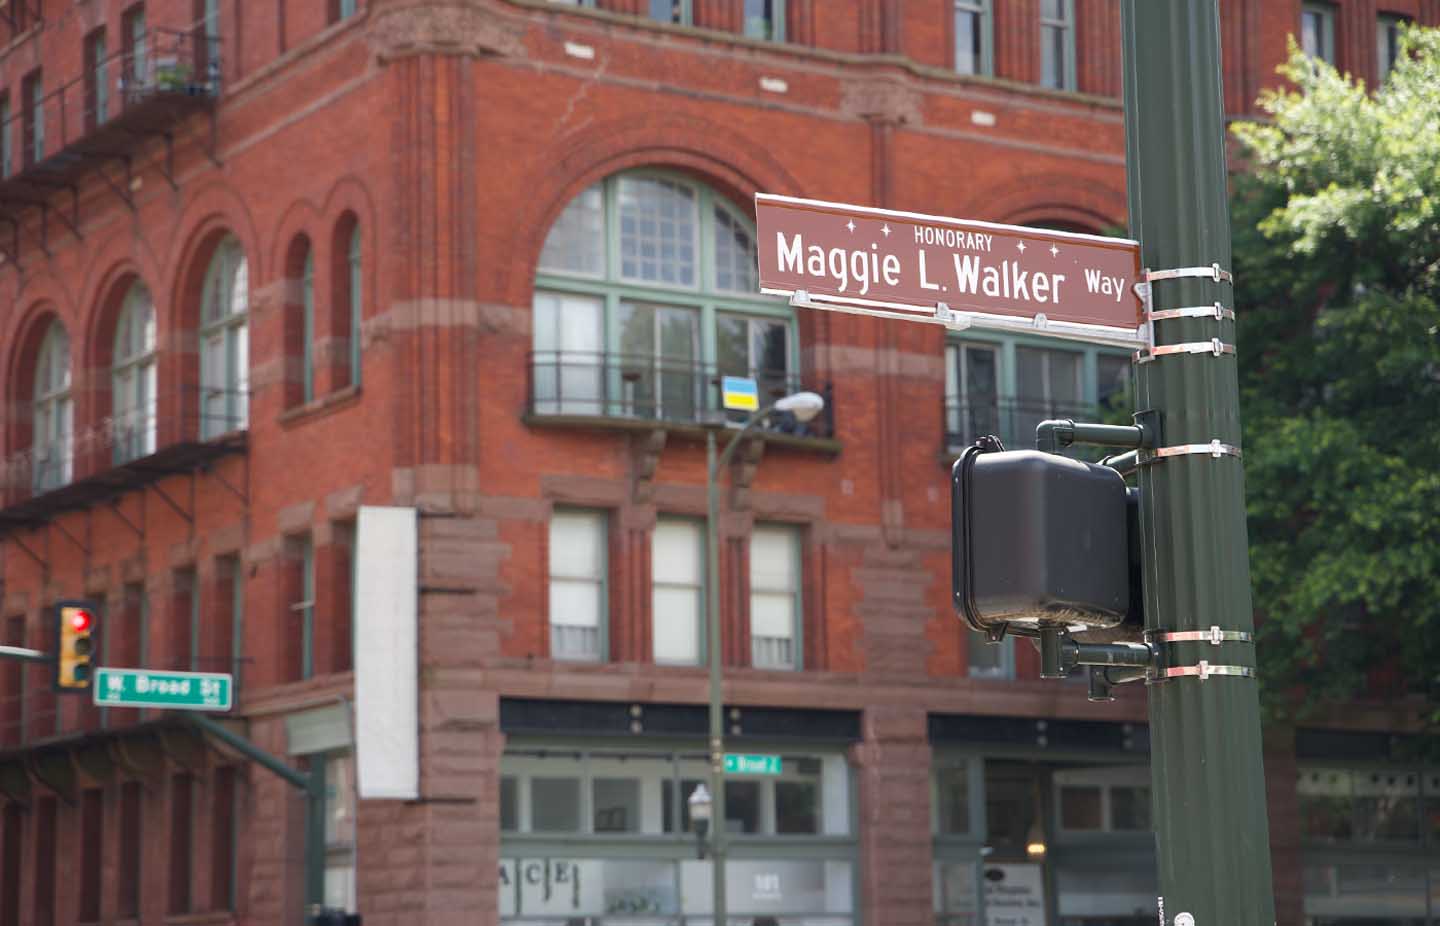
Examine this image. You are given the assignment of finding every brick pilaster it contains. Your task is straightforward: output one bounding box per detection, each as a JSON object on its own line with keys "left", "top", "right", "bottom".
{"left": 1263, "top": 727, "right": 1304, "bottom": 926}
{"left": 995, "top": 0, "right": 1040, "bottom": 84}
{"left": 1076, "top": 0, "right": 1121, "bottom": 98}
{"left": 854, "top": 706, "right": 934, "bottom": 926}
{"left": 1338, "top": 0, "right": 1378, "bottom": 83}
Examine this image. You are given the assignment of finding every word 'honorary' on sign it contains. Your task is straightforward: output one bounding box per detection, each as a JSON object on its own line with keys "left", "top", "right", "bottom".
{"left": 755, "top": 194, "right": 1144, "bottom": 330}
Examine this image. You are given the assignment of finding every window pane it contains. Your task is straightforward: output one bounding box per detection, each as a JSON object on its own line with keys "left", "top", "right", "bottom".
{"left": 539, "top": 184, "right": 604, "bottom": 275}
{"left": 713, "top": 204, "right": 760, "bottom": 292}
{"left": 680, "top": 858, "right": 854, "bottom": 916}
{"left": 717, "top": 315, "right": 749, "bottom": 379}
{"left": 724, "top": 780, "right": 760, "bottom": 834}
{"left": 1110, "top": 785, "right": 1150, "bottom": 830}
{"left": 592, "top": 778, "right": 641, "bottom": 833}
{"left": 532, "top": 292, "right": 602, "bottom": 415}
{"left": 743, "top": 0, "right": 777, "bottom": 41}
{"left": 550, "top": 511, "right": 604, "bottom": 579}
{"left": 500, "top": 777, "right": 517, "bottom": 832}
{"left": 530, "top": 777, "right": 581, "bottom": 832}
{"left": 1060, "top": 785, "right": 1103, "bottom": 830}
{"left": 1352, "top": 770, "right": 1419, "bottom": 840}
{"left": 936, "top": 765, "right": 970, "bottom": 834}
{"left": 1098, "top": 353, "right": 1130, "bottom": 410}
{"left": 1041, "top": 0, "right": 1064, "bottom": 19}
{"left": 323, "top": 754, "right": 356, "bottom": 847}
{"left": 955, "top": 9, "right": 982, "bottom": 75}
{"left": 654, "top": 520, "right": 701, "bottom": 583}
{"left": 1303, "top": 862, "right": 1427, "bottom": 920}
{"left": 1299, "top": 768, "right": 1354, "bottom": 840}
{"left": 969, "top": 636, "right": 1011, "bottom": 678}
{"left": 618, "top": 176, "right": 697, "bottom": 286}
{"left": 1426, "top": 773, "right": 1440, "bottom": 843}
{"left": 776, "top": 780, "right": 819, "bottom": 834}
{"left": 652, "top": 586, "right": 700, "bottom": 664}
{"left": 1041, "top": 25, "right": 1065, "bottom": 88}
{"left": 648, "top": 0, "right": 683, "bottom": 22}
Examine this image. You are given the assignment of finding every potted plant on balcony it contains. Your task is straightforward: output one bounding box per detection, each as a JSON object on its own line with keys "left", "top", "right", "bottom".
{"left": 153, "top": 57, "right": 193, "bottom": 93}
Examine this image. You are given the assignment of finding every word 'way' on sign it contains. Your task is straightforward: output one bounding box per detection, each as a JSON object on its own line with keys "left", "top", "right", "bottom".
{"left": 754, "top": 194, "right": 1143, "bottom": 331}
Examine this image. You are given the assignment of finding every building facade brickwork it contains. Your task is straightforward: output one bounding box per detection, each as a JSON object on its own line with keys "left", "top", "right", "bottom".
{"left": 0, "top": 1, "right": 1433, "bottom": 925}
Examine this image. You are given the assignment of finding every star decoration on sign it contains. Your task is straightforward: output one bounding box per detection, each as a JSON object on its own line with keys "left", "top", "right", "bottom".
{"left": 1016, "top": 241, "right": 1027, "bottom": 254}
{"left": 846, "top": 220, "right": 856, "bottom": 232}
{"left": 881, "top": 224, "right": 892, "bottom": 237}
{"left": 1049, "top": 244, "right": 1060, "bottom": 257}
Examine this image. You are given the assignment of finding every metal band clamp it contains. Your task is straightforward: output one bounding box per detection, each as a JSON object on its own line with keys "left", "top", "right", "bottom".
{"left": 1148, "top": 626, "right": 1254, "bottom": 646}
{"left": 1140, "top": 439, "right": 1242, "bottom": 463}
{"left": 1144, "top": 264, "right": 1233, "bottom": 285}
{"left": 1146, "top": 303, "right": 1235, "bottom": 323}
{"left": 1134, "top": 338, "right": 1235, "bottom": 363}
{"left": 1156, "top": 661, "right": 1256, "bottom": 682}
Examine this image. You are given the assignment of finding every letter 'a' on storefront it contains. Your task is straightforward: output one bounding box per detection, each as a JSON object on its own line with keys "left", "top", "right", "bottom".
{"left": 950, "top": 448, "right": 1133, "bottom": 635}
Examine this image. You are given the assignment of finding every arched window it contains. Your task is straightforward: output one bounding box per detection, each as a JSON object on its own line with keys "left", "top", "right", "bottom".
{"left": 347, "top": 222, "right": 361, "bottom": 386}
{"left": 301, "top": 244, "right": 315, "bottom": 403}
{"left": 32, "top": 321, "right": 72, "bottom": 491}
{"left": 112, "top": 282, "right": 157, "bottom": 463}
{"left": 199, "top": 236, "right": 249, "bottom": 438}
{"left": 532, "top": 170, "right": 791, "bottom": 424}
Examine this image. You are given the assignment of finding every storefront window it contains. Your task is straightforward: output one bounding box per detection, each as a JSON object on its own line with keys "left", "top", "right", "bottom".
{"left": 502, "top": 748, "right": 849, "bottom": 837}
{"left": 1299, "top": 768, "right": 1423, "bottom": 843}
{"left": 1303, "top": 862, "right": 1428, "bottom": 923}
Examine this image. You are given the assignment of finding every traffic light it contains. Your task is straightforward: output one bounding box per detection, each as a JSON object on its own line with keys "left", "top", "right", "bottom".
{"left": 54, "top": 600, "right": 98, "bottom": 691}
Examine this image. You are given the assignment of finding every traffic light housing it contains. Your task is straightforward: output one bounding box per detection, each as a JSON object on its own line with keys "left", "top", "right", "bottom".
{"left": 952, "top": 445, "right": 1134, "bottom": 636}
{"left": 54, "top": 600, "right": 98, "bottom": 691}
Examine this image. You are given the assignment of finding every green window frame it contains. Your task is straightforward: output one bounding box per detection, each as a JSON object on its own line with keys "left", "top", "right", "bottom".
{"left": 743, "top": 0, "right": 785, "bottom": 42}
{"left": 1302, "top": 3, "right": 1336, "bottom": 64}
{"left": 944, "top": 332, "right": 1129, "bottom": 452}
{"left": 533, "top": 169, "right": 797, "bottom": 423}
{"left": 954, "top": 0, "right": 993, "bottom": 77}
{"left": 198, "top": 236, "right": 249, "bottom": 438}
{"left": 652, "top": 517, "right": 706, "bottom": 667}
{"left": 32, "top": 321, "right": 73, "bottom": 492}
{"left": 292, "top": 535, "right": 316, "bottom": 679}
{"left": 1377, "top": 14, "right": 1405, "bottom": 82}
{"left": 750, "top": 523, "right": 803, "bottom": 670}
{"left": 302, "top": 247, "right": 315, "bottom": 403}
{"left": 87, "top": 29, "right": 109, "bottom": 127}
{"left": 347, "top": 224, "right": 362, "bottom": 386}
{"left": 1, "top": 94, "right": 11, "bottom": 179}
{"left": 548, "top": 508, "right": 609, "bottom": 663}
{"left": 647, "top": 0, "right": 692, "bottom": 26}
{"left": 1039, "top": 0, "right": 1076, "bottom": 91}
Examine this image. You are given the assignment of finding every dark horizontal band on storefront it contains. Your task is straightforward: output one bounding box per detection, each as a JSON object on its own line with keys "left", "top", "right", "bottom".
{"left": 928, "top": 713, "right": 1150, "bottom": 754}
{"left": 1295, "top": 728, "right": 1425, "bottom": 762}
{"left": 500, "top": 698, "right": 862, "bottom": 742}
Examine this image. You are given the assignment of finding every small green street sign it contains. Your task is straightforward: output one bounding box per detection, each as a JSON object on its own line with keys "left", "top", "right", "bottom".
{"left": 92, "top": 667, "right": 234, "bottom": 712}
{"left": 724, "top": 753, "right": 782, "bottom": 775}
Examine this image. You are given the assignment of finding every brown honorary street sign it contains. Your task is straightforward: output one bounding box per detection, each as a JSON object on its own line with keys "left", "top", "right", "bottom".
{"left": 755, "top": 194, "right": 1144, "bottom": 331}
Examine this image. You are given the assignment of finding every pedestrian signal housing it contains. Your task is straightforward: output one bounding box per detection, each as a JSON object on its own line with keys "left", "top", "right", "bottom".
{"left": 951, "top": 446, "right": 1131, "bottom": 635}
{"left": 54, "top": 600, "right": 98, "bottom": 691}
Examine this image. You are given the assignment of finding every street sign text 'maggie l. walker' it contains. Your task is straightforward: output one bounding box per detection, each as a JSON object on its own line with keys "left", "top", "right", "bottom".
{"left": 756, "top": 194, "right": 1144, "bottom": 333}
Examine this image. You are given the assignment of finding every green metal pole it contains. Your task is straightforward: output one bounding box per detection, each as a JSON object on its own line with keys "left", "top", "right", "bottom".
{"left": 1121, "top": 3, "right": 1276, "bottom": 924}
{"left": 188, "top": 714, "right": 327, "bottom": 913}
{"left": 706, "top": 428, "right": 728, "bottom": 926}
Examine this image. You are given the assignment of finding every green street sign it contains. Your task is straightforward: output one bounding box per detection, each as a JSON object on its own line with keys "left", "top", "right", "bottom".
{"left": 92, "top": 667, "right": 234, "bottom": 712}
{"left": 724, "top": 753, "right": 781, "bottom": 775}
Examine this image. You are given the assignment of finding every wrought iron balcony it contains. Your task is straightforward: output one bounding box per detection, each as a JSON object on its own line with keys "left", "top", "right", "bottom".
{"left": 945, "top": 396, "right": 1096, "bottom": 452}
{"left": 0, "top": 28, "right": 221, "bottom": 260}
{"left": 0, "top": 386, "right": 247, "bottom": 534}
{"left": 527, "top": 351, "right": 836, "bottom": 441}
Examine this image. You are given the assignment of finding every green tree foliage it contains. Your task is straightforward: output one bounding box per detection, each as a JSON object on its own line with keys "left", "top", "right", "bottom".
{"left": 1231, "top": 28, "right": 1440, "bottom": 735}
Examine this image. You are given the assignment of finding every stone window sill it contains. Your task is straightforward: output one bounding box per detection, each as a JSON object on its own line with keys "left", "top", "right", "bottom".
{"left": 279, "top": 384, "right": 362, "bottom": 427}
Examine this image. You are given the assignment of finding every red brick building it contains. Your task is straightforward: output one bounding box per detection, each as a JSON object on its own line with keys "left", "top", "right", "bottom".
{"left": 0, "top": 1, "right": 1434, "bottom": 925}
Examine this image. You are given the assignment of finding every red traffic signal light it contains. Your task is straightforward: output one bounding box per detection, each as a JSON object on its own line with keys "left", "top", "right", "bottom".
{"left": 55, "top": 600, "right": 99, "bottom": 691}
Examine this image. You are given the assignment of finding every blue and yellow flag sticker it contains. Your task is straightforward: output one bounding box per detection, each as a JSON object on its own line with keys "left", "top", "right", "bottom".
{"left": 721, "top": 376, "right": 760, "bottom": 412}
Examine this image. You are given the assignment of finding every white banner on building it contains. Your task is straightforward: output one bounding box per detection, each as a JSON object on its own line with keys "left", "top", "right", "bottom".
{"left": 354, "top": 505, "right": 419, "bottom": 799}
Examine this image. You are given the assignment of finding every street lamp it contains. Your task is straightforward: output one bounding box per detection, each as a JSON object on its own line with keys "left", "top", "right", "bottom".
{"left": 703, "top": 389, "right": 825, "bottom": 926}
{"left": 687, "top": 782, "right": 712, "bottom": 859}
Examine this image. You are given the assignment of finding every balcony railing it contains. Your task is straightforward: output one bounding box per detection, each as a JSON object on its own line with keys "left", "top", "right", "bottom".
{"left": 0, "top": 28, "right": 220, "bottom": 254}
{"left": 527, "top": 351, "right": 836, "bottom": 440}
{"left": 945, "top": 396, "right": 1096, "bottom": 452}
{"left": 0, "top": 386, "right": 247, "bottom": 528}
